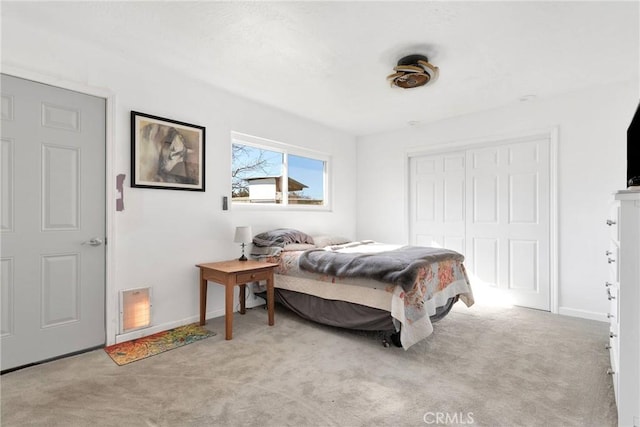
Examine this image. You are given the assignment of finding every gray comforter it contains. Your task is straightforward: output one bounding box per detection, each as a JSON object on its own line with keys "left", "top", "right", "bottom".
{"left": 299, "top": 246, "right": 464, "bottom": 292}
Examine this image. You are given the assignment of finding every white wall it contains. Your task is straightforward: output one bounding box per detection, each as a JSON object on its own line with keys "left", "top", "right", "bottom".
{"left": 356, "top": 80, "right": 639, "bottom": 320}
{"left": 2, "top": 18, "right": 357, "bottom": 343}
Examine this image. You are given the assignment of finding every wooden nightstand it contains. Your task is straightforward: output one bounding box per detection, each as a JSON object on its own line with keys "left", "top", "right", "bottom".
{"left": 196, "top": 260, "right": 279, "bottom": 340}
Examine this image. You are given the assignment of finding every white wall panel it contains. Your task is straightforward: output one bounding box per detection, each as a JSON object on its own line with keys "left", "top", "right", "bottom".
{"left": 473, "top": 176, "right": 498, "bottom": 223}
{"left": 444, "top": 179, "right": 464, "bottom": 222}
{"left": 444, "top": 155, "right": 465, "bottom": 172}
{"left": 41, "top": 103, "right": 80, "bottom": 132}
{"left": 41, "top": 144, "right": 80, "bottom": 230}
{"left": 416, "top": 157, "right": 437, "bottom": 174}
{"left": 509, "top": 240, "right": 538, "bottom": 291}
{"left": 1, "top": 139, "right": 14, "bottom": 232}
{"left": 41, "top": 254, "right": 80, "bottom": 327}
{"left": 472, "top": 148, "right": 498, "bottom": 169}
{"left": 1, "top": 258, "right": 14, "bottom": 336}
{"left": 509, "top": 173, "right": 538, "bottom": 224}
{"left": 508, "top": 141, "right": 539, "bottom": 166}
{"left": 473, "top": 237, "right": 499, "bottom": 285}
{"left": 1, "top": 95, "right": 14, "bottom": 121}
{"left": 416, "top": 180, "right": 436, "bottom": 222}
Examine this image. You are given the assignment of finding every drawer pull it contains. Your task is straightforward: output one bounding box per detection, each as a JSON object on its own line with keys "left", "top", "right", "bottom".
{"left": 250, "top": 274, "right": 256, "bottom": 279}
{"left": 607, "top": 368, "right": 615, "bottom": 375}
{"left": 606, "top": 219, "right": 617, "bottom": 226}
{"left": 607, "top": 289, "right": 616, "bottom": 301}
{"left": 605, "top": 282, "right": 613, "bottom": 288}
{"left": 607, "top": 258, "right": 616, "bottom": 264}
{"left": 605, "top": 344, "right": 612, "bottom": 350}
{"left": 605, "top": 250, "right": 613, "bottom": 256}
{"left": 610, "top": 332, "right": 617, "bottom": 338}
{"left": 607, "top": 313, "right": 615, "bottom": 319}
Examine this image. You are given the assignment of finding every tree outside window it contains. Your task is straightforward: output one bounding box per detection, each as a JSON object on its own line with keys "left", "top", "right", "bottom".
{"left": 231, "top": 137, "right": 327, "bottom": 206}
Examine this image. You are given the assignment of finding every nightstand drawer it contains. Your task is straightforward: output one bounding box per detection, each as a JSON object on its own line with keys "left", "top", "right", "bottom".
{"left": 236, "top": 269, "right": 271, "bottom": 284}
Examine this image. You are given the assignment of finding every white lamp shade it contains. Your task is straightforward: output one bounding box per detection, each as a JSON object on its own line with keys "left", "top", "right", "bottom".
{"left": 234, "top": 226, "right": 253, "bottom": 244}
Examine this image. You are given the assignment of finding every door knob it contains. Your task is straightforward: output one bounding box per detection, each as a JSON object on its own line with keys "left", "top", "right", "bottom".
{"left": 82, "top": 237, "right": 104, "bottom": 247}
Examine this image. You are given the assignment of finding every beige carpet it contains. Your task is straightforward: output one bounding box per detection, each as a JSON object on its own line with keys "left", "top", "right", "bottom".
{"left": 1, "top": 301, "right": 616, "bottom": 426}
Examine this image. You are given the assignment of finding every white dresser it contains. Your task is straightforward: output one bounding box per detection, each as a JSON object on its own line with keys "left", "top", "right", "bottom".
{"left": 608, "top": 191, "right": 640, "bottom": 426}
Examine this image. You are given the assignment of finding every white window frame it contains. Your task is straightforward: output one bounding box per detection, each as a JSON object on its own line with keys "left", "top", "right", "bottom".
{"left": 230, "top": 131, "right": 331, "bottom": 210}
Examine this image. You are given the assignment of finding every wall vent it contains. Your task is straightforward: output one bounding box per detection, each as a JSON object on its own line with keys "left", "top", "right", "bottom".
{"left": 120, "top": 287, "right": 152, "bottom": 334}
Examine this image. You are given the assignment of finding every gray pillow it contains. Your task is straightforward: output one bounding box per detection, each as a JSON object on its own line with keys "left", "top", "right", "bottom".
{"left": 252, "top": 228, "right": 315, "bottom": 248}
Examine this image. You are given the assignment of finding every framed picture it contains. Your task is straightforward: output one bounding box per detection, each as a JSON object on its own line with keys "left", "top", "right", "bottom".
{"left": 131, "top": 111, "right": 205, "bottom": 191}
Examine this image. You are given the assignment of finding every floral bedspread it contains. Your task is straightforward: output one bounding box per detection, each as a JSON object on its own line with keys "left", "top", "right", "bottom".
{"left": 260, "top": 242, "right": 474, "bottom": 349}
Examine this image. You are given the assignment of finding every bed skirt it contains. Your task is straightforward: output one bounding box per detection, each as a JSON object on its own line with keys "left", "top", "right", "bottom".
{"left": 256, "top": 289, "right": 458, "bottom": 333}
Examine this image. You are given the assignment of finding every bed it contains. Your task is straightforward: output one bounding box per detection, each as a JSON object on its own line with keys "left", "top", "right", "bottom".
{"left": 251, "top": 229, "right": 474, "bottom": 349}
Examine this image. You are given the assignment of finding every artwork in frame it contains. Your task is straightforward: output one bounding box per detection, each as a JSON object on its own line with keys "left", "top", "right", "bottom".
{"left": 131, "top": 111, "right": 205, "bottom": 191}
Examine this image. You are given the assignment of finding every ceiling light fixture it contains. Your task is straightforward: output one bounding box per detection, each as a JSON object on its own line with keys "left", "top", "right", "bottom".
{"left": 387, "top": 54, "right": 439, "bottom": 89}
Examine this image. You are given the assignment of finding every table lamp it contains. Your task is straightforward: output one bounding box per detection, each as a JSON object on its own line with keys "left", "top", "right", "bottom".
{"left": 234, "top": 226, "right": 252, "bottom": 261}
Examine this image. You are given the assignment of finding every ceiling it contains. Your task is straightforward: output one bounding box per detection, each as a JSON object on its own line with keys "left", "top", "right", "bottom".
{"left": 3, "top": 1, "right": 639, "bottom": 136}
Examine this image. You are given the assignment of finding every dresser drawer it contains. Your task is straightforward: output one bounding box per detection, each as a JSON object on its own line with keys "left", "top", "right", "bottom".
{"left": 606, "top": 244, "right": 619, "bottom": 282}
{"left": 609, "top": 336, "right": 619, "bottom": 405}
{"left": 236, "top": 269, "right": 271, "bottom": 284}
{"left": 606, "top": 283, "right": 619, "bottom": 326}
{"left": 607, "top": 202, "right": 620, "bottom": 243}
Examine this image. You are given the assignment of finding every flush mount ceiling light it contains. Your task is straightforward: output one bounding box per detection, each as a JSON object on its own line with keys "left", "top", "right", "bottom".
{"left": 387, "top": 54, "right": 439, "bottom": 89}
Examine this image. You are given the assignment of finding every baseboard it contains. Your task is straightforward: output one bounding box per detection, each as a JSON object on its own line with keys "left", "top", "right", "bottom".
{"left": 558, "top": 306, "right": 608, "bottom": 323}
{"left": 115, "top": 298, "right": 267, "bottom": 344}
{"left": 115, "top": 317, "right": 199, "bottom": 344}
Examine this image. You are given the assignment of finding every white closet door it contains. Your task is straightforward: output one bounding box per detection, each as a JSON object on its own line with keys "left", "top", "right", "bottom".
{"left": 409, "top": 151, "right": 466, "bottom": 255}
{"left": 466, "top": 137, "right": 550, "bottom": 310}
{"left": 409, "top": 135, "right": 552, "bottom": 311}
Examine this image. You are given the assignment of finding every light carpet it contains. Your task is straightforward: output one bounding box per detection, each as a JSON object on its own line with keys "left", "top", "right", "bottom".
{"left": 0, "top": 301, "right": 616, "bottom": 426}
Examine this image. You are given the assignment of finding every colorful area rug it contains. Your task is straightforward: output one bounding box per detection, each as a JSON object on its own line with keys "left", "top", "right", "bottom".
{"left": 104, "top": 323, "right": 216, "bottom": 366}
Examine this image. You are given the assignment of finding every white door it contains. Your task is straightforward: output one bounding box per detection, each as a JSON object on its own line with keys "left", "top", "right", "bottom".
{"left": 409, "top": 136, "right": 552, "bottom": 311}
{"left": 466, "top": 138, "right": 551, "bottom": 311}
{"left": 409, "top": 151, "right": 466, "bottom": 255}
{"left": 1, "top": 74, "right": 106, "bottom": 371}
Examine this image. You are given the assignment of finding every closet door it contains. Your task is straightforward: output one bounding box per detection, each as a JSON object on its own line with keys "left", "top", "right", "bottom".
{"left": 409, "top": 151, "right": 466, "bottom": 255}
{"left": 466, "top": 137, "right": 550, "bottom": 310}
{"left": 409, "top": 135, "right": 552, "bottom": 311}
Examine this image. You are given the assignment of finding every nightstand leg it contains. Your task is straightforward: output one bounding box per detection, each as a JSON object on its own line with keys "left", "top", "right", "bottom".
{"left": 225, "top": 283, "right": 234, "bottom": 340}
{"left": 199, "top": 273, "right": 207, "bottom": 326}
{"left": 267, "top": 274, "right": 275, "bottom": 326}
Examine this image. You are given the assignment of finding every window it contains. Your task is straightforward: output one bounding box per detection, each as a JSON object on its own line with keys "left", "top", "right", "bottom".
{"left": 231, "top": 132, "right": 329, "bottom": 207}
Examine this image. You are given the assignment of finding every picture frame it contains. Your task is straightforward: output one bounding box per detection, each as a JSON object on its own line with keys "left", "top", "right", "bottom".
{"left": 131, "top": 111, "right": 205, "bottom": 191}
